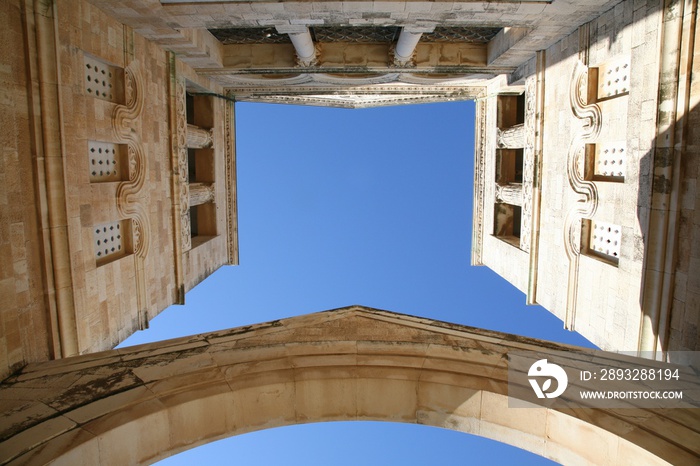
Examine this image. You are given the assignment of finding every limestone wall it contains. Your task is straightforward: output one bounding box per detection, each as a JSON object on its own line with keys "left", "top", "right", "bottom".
{"left": 54, "top": 1, "right": 235, "bottom": 353}
{"left": 0, "top": 0, "right": 235, "bottom": 379}
{"left": 54, "top": 1, "right": 175, "bottom": 353}
{"left": 535, "top": 0, "right": 662, "bottom": 351}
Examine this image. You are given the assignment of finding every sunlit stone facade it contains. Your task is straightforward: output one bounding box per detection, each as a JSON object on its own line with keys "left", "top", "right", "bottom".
{"left": 0, "top": 0, "right": 698, "bottom": 464}
{"left": 471, "top": 0, "right": 700, "bottom": 358}
{"left": 1, "top": 0, "right": 697, "bottom": 381}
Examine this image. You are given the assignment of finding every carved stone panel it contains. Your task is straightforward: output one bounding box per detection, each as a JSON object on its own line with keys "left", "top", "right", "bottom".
{"left": 174, "top": 77, "right": 192, "bottom": 252}
{"left": 519, "top": 77, "right": 538, "bottom": 253}
{"left": 112, "top": 63, "right": 150, "bottom": 329}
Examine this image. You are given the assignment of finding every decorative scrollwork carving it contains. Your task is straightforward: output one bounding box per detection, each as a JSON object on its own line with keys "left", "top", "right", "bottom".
{"left": 125, "top": 67, "right": 135, "bottom": 107}
{"left": 564, "top": 63, "right": 602, "bottom": 260}
{"left": 109, "top": 59, "right": 150, "bottom": 328}
{"left": 562, "top": 59, "right": 602, "bottom": 329}
{"left": 132, "top": 215, "right": 150, "bottom": 257}
{"left": 112, "top": 62, "right": 150, "bottom": 259}
{"left": 113, "top": 65, "right": 144, "bottom": 142}
{"left": 570, "top": 61, "right": 602, "bottom": 141}
{"left": 128, "top": 145, "right": 137, "bottom": 182}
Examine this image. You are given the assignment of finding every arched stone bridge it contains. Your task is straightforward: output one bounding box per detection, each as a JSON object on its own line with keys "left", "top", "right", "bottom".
{"left": 0, "top": 306, "right": 698, "bottom": 464}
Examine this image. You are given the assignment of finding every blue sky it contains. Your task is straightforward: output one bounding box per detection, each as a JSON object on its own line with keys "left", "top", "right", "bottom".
{"left": 121, "top": 100, "right": 593, "bottom": 464}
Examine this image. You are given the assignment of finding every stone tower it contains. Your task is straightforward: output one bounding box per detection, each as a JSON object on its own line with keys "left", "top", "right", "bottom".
{"left": 1, "top": 0, "right": 697, "bottom": 381}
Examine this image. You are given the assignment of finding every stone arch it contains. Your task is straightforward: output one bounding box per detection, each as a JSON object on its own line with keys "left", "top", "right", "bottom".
{"left": 0, "top": 306, "right": 697, "bottom": 465}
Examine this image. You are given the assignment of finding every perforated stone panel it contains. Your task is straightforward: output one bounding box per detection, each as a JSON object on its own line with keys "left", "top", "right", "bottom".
{"left": 93, "top": 220, "right": 130, "bottom": 266}
{"left": 88, "top": 141, "right": 126, "bottom": 183}
{"left": 589, "top": 220, "right": 621, "bottom": 263}
{"left": 594, "top": 142, "right": 626, "bottom": 179}
{"left": 83, "top": 54, "right": 123, "bottom": 103}
{"left": 595, "top": 57, "right": 630, "bottom": 100}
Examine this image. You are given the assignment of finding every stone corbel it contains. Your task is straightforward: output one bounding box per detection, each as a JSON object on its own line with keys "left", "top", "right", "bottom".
{"left": 497, "top": 124, "right": 525, "bottom": 149}
{"left": 189, "top": 182, "right": 216, "bottom": 206}
{"left": 186, "top": 124, "right": 213, "bottom": 149}
{"left": 391, "top": 25, "right": 435, "bottom": 67}
{"left": 276, "top": 25, "right": 318, "bottom": 67}
{"left": 495, "top": 183, "right": 523, "bottom": 206}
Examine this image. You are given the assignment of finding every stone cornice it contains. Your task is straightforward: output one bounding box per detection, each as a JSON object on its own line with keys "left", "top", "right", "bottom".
{"left": 234, "top": 93, "right": 477, "bottom": 108}
{"left": 224, "top": 95, "right": 239, "bottom": 265}
{"left": 471, "top": 99, "right": 487, "bottom": 266}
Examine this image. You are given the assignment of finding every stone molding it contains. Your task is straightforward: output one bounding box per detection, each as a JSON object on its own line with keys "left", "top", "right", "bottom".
{"left": 638, "top": 0, "right": 695, "bottom": 356}
{"left": 174, "top": 76, "right": 192, "bottom": 253}
{"left": 224, "top": 96, "right": 239, "bottom": 266}
{"left": 471, "top": 99, "right": 487, "bottom": 266}
{"left": 113, "top": 63, "right": 150, "bottom": 330}
{"left": 562, "top": 55, "right": 603, "bottom": 330}
{"left": 200, "top": 62, "right": 513, "bottom": 80}
{"left": 217, "top": 73, "right": 484, "bottom": 88}
{"left": 114, "top": 65, "right": 149, "bottom": 259}
{"left": 167, "top": 53, "right": 186, "bottom": 304}
{"left": 25, "top": 0, "right": 79, "bottom": 358}
{"left": 230, "top": 83, "right": 483, "bottom": 108}
{"left": 228, "top": 83, "right": 484, "bottom": 95}
{"left": 235, "top": 93, "right": 479, "bottom": 109}
{"left": 526, "top": 52, "right": 545, "bottom": 304}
